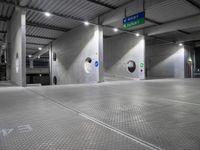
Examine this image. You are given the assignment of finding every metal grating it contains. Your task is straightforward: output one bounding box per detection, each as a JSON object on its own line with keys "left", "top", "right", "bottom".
{"left": 29, "top": 79, "right": 200, "bottom": 150}
{"left": 0, "top": 87, "right": 151, "bottom": 150}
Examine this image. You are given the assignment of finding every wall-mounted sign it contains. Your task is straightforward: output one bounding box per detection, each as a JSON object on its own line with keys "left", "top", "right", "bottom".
{"left": 123, "top": 11, "right": 145, "bottom": 28}
{"left": 95, "top": 61, "right": 99, "bottom": 67}
{"left": 140, "top": 63, "right": 144, "bottom": 68}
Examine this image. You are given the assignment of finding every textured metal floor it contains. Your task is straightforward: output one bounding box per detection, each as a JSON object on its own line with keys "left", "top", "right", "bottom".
{"left": 1, "top": 79, "right": 200, "bottom": 149}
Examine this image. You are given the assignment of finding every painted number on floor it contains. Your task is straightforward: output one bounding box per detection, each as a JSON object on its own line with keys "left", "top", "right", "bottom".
{"left": 0, "top": 124, "right": 32, "bottom": 137}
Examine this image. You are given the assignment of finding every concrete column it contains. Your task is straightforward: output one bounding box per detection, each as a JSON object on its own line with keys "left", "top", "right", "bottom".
{"left": 104, "top": 33, "right": 145, "bottom": 80}
{"left": 51, "top": 25, "right": 103, "bottom": 85}
{"left": 97, "top": 26, "right": 104, "bottom": 82}
{"left": 7, "top": 7, "right": 26, "bottom": 86}
{"left": 49, "top": 43, "right": 53, "bottom": 85}
{"left": 146, "top": 43, "right": 186, "bottom": 79}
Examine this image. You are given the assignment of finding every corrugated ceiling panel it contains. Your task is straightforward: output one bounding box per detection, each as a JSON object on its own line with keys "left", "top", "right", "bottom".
{"left": 26, "top": 49, "right": 38, "bottom": 55}
{"left": 146, "top": 0, "right": 200, "bottom": 23}
{"left": 155, "top": 31, "right": 186, "bottom": 40}
{"left": 95, "top": 0, "right": 132, "bottom": 8}
{"left": 0, "top": 33, "right": 4, "bottom": 40}
{"left": 26, "top": 43, "right": 42, "bottom": 49}
{"left": 26, "top": 10, "right": 81, "bottom": 29}
{"left": 24, "top": 0, "right": 110, "bottom": 20}
{"left": 26, "top": 26, "right": 65, "bottom": 38}
{"left": 0, "top": 21, "right": 7, "bottom": 31}
{"left": 103, "top": 27, "right": 123, "bottom": 37}
{"left": 26, "top": 36, "right": 52, "bottom": 45}
{"left": 0, "top": 2, "right": 14, "bottom": 18}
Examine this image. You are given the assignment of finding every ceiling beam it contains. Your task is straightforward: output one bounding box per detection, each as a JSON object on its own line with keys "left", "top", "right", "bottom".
{"left": 177, "top": 32, "right": 200, "bottom": 42}
{"left": 26, "top": 21, "right": 70, "bottom": 32}
{"left": 26, "top": 42, "right": 48, "bottom": 46}
{"left": 177, "top": 30, "right": 190, "bottom": 35}
{"left": 86, "top": 0, "right": 116, "bottom": 9}
{"left": 26, "top": 48, "right": 40, "bottom": 51}
{"left": 0, "top": 31, "right": 7, "bottom": 34}
{"left": 26, "top": 34, "right": 56, "bottom": 40}
{"left": 185, "top": 0, "right": 200, "bottom": 10}
{"left": 195, "top": 41, "right": 200, "bottom": 47}
{"left": 0, "top": 16, "right": 10, "bottom": 22}
{"left": 145, "top": 14, "right": 200, "bottom": 36}
{"left": 145, "top": 18, "right": 162, "bottom": 25}
{"left": 32, "top": 45, "right": 50, "bottom": 59}
{"left": 146, "top": 17, "right": 190, "bottom": 35}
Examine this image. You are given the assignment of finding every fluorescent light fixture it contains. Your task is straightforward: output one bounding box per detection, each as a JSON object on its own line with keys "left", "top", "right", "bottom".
{"left": 135, "top": 33, "right": 140, "bottom": 37}
{"left": 38, "top": 47, "right": 42, "bottom": 51}
{"left": 28, "top": 55, "right": 32, "bottom": 58}
{"left": 84, "top": 21, "right": 90, "bottom": 26}
{"left": 113, "top": 28, "right": 119, "bottom": 32}
{"left": 44, "top": 12, "right": 51, "bottom": 17}
{"left": 179, "top": 43, "right": 183, "bottom": 46}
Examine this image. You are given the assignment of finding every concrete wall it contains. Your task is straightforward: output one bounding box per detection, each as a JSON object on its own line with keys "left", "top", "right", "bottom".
{"left": 104, "top": 33, "right": 145, "bottom": 79}
{"left": 8, "top": 8, "right": 26, "bottom": 86}
{"left": 146, "top": 43, "right": 185, "bottom": 78}
{"left": 51, "top": 25, "right": 103, "bottom": 85}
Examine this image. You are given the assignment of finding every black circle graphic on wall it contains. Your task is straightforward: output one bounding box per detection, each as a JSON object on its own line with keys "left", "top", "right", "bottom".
{"left": 53, "top": 76, "right": 57, "bottom": 85}
{"left": 127, "top": 60, "right": 136, "bottom": 73}
{"left": 53, "top": 52, "right": 57, "bottom": 61}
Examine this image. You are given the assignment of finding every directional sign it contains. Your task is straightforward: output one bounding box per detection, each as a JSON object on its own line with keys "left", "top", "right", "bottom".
{"left": 123, "top": 11, "right": 145, "bottom": 28}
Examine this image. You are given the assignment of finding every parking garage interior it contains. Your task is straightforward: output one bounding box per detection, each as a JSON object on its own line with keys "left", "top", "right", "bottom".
{"left": 1, "top": 0, "right": 200, "bottom": 149}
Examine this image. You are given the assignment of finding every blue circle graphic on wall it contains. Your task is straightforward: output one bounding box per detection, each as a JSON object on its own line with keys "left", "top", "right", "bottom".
{"left": 95, "top": 61, "right": 99, "bottom": 67}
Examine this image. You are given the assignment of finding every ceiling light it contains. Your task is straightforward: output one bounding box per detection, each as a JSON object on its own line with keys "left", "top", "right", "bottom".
{"left": 179, "top": 43, "right": 183, "bottom": 46}
{"left": 38, "top": 47, "right": 42, "bottom": 51}
{"left": 113, "top": 28, "right": 119, "bottom": 32}
{"left": 38, "top": 55, "right": 40, "bottom": 59}
{"left": 44, "top": 12, "right": 51, "bottom": 17}
{"left": 84, "top": 21, "right": 90, "bottom": 26}
{"left": 135, "top": 33, "right": 140, "bottom": 37}
{"left": 28, "top": 55, "right": 32, "bottom": 58}
{"left": 188, "top": 58, "right": 192, "bottom": 62}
